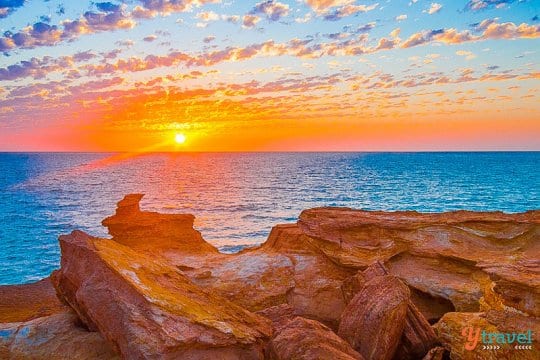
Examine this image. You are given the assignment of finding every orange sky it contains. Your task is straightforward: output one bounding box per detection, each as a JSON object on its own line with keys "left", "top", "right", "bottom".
{"left": 1, "top": 0, "right": 539, "bottom": 151}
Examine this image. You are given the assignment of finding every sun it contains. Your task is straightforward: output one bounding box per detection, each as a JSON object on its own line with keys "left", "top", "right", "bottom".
{"left": 174, "top": 133, "right": 186, "bottom": 144}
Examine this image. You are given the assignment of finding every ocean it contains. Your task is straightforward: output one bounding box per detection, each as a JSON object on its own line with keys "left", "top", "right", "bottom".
{"left": 0, "top": 152, "right": 538, "bottom": 285}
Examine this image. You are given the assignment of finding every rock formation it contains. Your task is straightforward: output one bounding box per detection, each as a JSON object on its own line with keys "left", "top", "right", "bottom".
{"left": 0, "top": 311, "right": 117, "bottom": 359}
{"left": 0, "top": 277, "right": 65, "bottom": 323}
{"left": 0, "top": 194, "right": 538, "bottom": 359}
{"left": 51, "top": 230, "right": 272, "bottom": 359}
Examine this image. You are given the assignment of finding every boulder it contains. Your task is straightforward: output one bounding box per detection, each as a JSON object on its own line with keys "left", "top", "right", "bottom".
{"left": 396, "top": 301, "right": 438, "bottom": 360}
{"left": 338, "top": 275, "right": 410, "bottom": 360}
{"left": 0, "top": 311, "right": 117, "bottom": 359}
{"left": 434, "top": 312, "right": 539, "bottom": 360}
{"left": 422, "top": 346, "right": 446, "bottom": 360}
{"left": 0, "top": 277, "right": 65, "bottom": 323}
{"left": 267, "top": 316, "right": 364, "bottom": 360}
{"left": 52, "top": 230, "right": 272, "bottom": 359}
{"left": 340, "top": 262, "right": 438, "bottom": 360}
{"left": 4, "top": 196, "right": 536, "bottom": 359}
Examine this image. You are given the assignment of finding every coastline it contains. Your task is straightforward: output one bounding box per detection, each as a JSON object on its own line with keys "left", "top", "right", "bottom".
{"left": 1, "top": 194, "right": 538, "bottom": 359}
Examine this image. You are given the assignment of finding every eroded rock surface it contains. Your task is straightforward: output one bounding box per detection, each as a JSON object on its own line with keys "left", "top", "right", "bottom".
{"left": 1, "top": 195, "right": 537, "bottom": 360}
{"left": 0, "top": 277, "right": 65, "bottom": 323}
{"left": 267, "top": 316, "right": 364, "bottom": 360}
{"left": 298, "top": 207, "right": 540, "bottom": 318}
{"left": 52, "top": 230, "right": 272, "bottom": 359}
{"left": 338, "top": 275, "right": 410, "bottom": 360}
{"left": 0, "top": 311, "right": 117, "bottom": 360}
{"left": 434, "top": 311, "right": 540, "bottom": 360}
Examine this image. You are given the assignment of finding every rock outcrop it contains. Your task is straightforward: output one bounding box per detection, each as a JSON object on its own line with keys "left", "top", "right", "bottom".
{"left": 0, "top": 311, "right": 117, "bottom": 359}
{"left": 101, "top": 193, "right": 218, "bottom": 255}
{"left": 434, "top": 311, "right": 540, "bottom": 360}
{"left": 0, "top": 195, "right": 537, "bottom": 359}
{"left": 52, "top": 230, "right": 272, "bottom": 359}
{"left": 298, "top": 207, "right": 539, "bottom": 317}
{"left": 0, "top": 277, "right": 65, "bottom": 323}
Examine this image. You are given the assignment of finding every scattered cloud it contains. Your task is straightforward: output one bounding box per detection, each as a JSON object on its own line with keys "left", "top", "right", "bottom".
{"left": 251, "top": 1, "right": 290, "bottom": 21}
{"left": 425, "top": 3, "right": 443, "bottom": 15}
{"left": 396, "top": 14, "right": 407, "bottom": 21}
{"left": 0, "top": 0, "right": 24, "bottom": 19}
{"left": 323, "top": 3, "right": 379, "bottom": 21}
{"left": 242, "top": 14, "right": 261, "bottom": 28}
{"left": 456, "top": 50, "right": 477, "bottom": 60}
{"left": 464, "top": 0, "right": 516, "bottom": 11}
{"left": 143, "top": 35, "right": 157, "bottom": 42}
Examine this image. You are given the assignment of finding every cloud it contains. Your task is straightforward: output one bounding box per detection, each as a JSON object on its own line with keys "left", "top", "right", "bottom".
{"left": 0, "top": 0, "right": 223, "bottom": 54}
{"left": 295, "top": 12, "right": 312, "bottom": 23}
{"left": 479, "top": 20, "right": 540, "bottom": 39}
{"left": 196, "top": 11, "right": 220, "bottom": 22}
{"left": 304, "top": 0, "right": 354, "bottom": 14}
{"left": 464, "top": 0, "right": 515, "bottom": 11}
{"left": 203, "top": 35, "right": 216, "bottom": 43}
{"left": 0, "top": 53, "right": 97, "bottom": 81}
{"left": 323, "top": 3, "right": 378, "bottom": 21}
{"left": 242, "top": 14, "right": 261, "bottom": 28}
{"left": 143, "top": 34, "right": 157, "bottom": 42}
{"left": 136, "top": 0, "right": 222, "bottom": 15}
{"left": 95, "top": 2, "right": 121, "bottom": 13}
{"left": 355, "top": 22, "right": 377, "bottom": 34}
{"left": 425, "top": 3, "right": 442, "bottom": 15}
{"left": 0, "top": 4, "right": 135, "bottom": 53}
{"left": 396, "top": 14, "right": 407, "bottom": 21}
{"left": 0, "top": 0, "right": 24, "bottom": 19}
{"left": 456, "top": 50, "right": 476, "bottom": 60}
{"left": 251, "top": 1, "right": 290, "bottom": 21}
{"left": 401, "top": 19, "right": 539, "bottom": 50}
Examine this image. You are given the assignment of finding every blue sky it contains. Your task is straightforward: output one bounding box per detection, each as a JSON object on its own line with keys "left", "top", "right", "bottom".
{"left": 0, "top": 0, "right": 539, "bottom": 151}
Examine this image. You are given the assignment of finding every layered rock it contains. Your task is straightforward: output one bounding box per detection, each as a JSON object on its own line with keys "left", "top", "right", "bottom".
{"left": 298, "top": 208, "right": 540, "bottom": 319}
{"left": 267, "top": 316, "right": 364, "bottom": 360}
{"left": 338, "top": 275, "right": 410, "bottom": 360}
{"left": 52, "top": 230, "right": 272, "bottom": 359}
{"left": 0, "top": 277, "right": 65, "bottom": 323}
{"left": 101, "top": 193, "right": 217, "bottom": 255}
{"left": 1, "top": 195, "right": 537, "bottom": 360}
{"left": 0, "top": 311, "right": 117, "bottom": 359}
{"left": 434, "top": 311, "right": 540, "bottom": 360}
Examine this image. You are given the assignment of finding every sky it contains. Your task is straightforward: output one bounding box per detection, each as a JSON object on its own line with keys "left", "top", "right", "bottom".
{"left": 0, "top": 0, "right": 538, "bottom": 152}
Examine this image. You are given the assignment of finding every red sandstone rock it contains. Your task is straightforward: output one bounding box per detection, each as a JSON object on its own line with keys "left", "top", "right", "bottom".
{"left": 434, "top": 311, "right": 540, "bottom": 360}
{"left": 298, "top": 208, "right": 540, "bottom": 319}
{"left": 52, "top": 230, "right": 272, "bottom": 359}
{"left": 338, "top": 275, "right": 410, "bottom": 360}
{"left": 0, "top": 277, "right": 65, "bottom": 323}
{"left": 0, "top": 311, "right": 118, "bottom": 359}
{"left": 256, "top": 304, "right": 296, "bottom": 330}
{"left": 267, "top": 316, "right": 364, "bottom": 360}
{"left": 421, "top": 346, "right": 446, "bottom": 360}
{"left": 181, "top": 223, "right": 353, "bottom": 327}
{"left": 341, "top": 270, "right": 366, "bottom": 305}
{"left": 4, "top": 196, "right": 537, "bottom": 359}
{"left": 396, "top": 301, "right": 439, "bottom": 360}
{"left": 101, "top": 193, "right": 218, "bottom": 254}
{"left": 349, "top": 261, "right": 439, "bottom": 359}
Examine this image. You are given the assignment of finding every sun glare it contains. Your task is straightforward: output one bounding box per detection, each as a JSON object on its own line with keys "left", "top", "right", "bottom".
{"left": 175, "top": 133, "right": 186, "bottom": 144}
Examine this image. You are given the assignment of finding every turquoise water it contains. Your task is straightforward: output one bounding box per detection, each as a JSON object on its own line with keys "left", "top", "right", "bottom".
{"left": 0, "top": 152, "right": 538, "bottom": 285}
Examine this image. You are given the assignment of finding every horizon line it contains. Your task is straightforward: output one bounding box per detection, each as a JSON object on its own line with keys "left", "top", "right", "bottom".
{"left": 0, "top": 150, "right": 539, "bottom": 154}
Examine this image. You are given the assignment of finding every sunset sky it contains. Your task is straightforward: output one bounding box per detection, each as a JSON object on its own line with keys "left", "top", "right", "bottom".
{"left": 0, "top": 0, "right": 539, "bottom": 151}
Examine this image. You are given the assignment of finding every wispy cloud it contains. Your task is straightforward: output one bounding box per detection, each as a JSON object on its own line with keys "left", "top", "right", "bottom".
{"left": 425, "top": 3, "right": 443, "bottom": 15}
